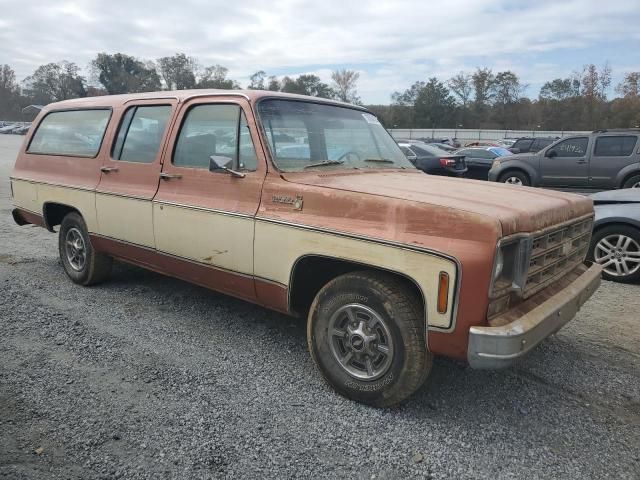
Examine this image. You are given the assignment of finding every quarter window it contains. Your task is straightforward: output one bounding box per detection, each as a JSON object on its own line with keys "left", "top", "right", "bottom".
{"left": 553, "top": 137, "right": 588, "bottom": 157}
{"left": 173, "top": 104, "right": 257, "bottom": 171}
{"left": 112, "top": 105, "right": 172, "bottom": 163}
{"left": 27, "top": 109, "right": 111, "bottom": 157}
{"left": 594, "top": 136, "right": 637, "bottom": 157}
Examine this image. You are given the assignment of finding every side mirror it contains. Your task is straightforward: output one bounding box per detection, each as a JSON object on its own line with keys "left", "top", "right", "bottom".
{"left": 510, "top": 148, "right": 520, "bottom": 154}
{"left": 209, "top": 155, "right": 245, "bottom": 178}
{"left": 546, "top": 149, "right": 558, "bottom": 158}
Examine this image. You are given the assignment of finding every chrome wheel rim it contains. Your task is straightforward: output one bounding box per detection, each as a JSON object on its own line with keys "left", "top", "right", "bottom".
{"left": 594, "top": 234, "right": 640, "bottom": 277}
{"left": 632, "top": 181, "right": 640, "bottom": 189}
{"left": 504, "top": 176, "right": 523, "bottom": 185}
{"left": 65, "top": 227, "right": 87, "bottom": 271}
{"left": 328, "top": 303, "right": 394, "bottom": 381}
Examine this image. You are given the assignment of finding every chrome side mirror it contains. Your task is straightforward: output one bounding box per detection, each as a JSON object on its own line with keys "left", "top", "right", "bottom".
{"left": 209, "top": 155, "right": 245, "bottom": 178}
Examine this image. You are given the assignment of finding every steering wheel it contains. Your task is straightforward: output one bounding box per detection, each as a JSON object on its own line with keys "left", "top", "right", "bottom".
{"left": 337, "top": 151, "right": 361, "bottom": 162}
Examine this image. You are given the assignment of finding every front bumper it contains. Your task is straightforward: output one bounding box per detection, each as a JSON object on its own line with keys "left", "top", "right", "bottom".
{"left": 468, "top": 263, "right": 602, "bottom": 369}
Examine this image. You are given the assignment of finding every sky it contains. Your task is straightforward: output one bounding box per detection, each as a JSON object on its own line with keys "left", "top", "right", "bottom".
{"left": 1, "top": 0, "right": 639, "bottom": 104}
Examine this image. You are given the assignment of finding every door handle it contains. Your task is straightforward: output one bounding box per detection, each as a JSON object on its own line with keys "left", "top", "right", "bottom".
{"left": 100, "top": 166, "right": 119, "bottom": 173}
{"left": 160, "top": 172, "right": 183, "bottom": 180}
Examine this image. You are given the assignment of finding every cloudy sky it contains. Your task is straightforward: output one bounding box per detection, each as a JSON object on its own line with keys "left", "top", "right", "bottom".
{"left": 1, "top": 0, "right": 638, "bottom": 103}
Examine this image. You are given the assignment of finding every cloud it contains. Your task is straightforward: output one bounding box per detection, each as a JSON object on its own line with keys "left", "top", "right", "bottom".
{"left": 0, "top": 0, "right": 636, "bottom": 103}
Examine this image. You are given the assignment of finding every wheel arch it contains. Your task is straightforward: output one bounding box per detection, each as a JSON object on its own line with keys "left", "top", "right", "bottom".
{"left": 498, "top": 166, "right": 534, "bottom": 185}
{"left": 617, "top": 168, "right": 640, "bottom": 189}
{"left": 42, "top": 202, "right": 82, "bottom": 232}
{"left": 288, "top": 254, "right": 427, "bottom": 323}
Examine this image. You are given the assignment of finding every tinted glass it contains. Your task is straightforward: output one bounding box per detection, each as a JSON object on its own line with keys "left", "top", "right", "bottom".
{"left": 535, "top": 138, "right": 554, "bottom": 150}
{"left": 112, "top": 105, "right": 171, "bottom": 163}
{"left": 553, "top": 137, "right": 588, "bottom": 157}
{"left": 594, "top": 136, "right": 637, "bottom": 157}
{"left": 173, "top": 104, "right": 240, "bottom": 169}
{"left": 488, "top": 147, "right": 512, "bottom": 157}
{"left": 28, "top": 109, "right": 111, "bottom": 157}
{"left": 258, "top": 100, "right": 413, "bottom": 171}
{"left": 514, "top": 139, "right": 533, "bottom": 150}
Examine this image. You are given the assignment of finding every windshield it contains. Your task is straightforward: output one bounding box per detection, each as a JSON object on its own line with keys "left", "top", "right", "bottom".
{"left": 257, "top": 99, "right": 414, "bottom": 172}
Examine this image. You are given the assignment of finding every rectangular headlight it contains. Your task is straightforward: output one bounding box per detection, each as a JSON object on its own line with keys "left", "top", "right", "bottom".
{"left": 489, "top": 236, "right": 532, "bottom": 298}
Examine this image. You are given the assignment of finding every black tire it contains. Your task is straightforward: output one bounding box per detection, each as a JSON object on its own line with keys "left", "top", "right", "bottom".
{"left": 307, "top": 271, "right": 432, "bottom": 407}
{"left": 58, "top": 212, "right": 112, "bottom": 286}
{"left": 622, "top": 174, "right": 640, "bottom": 189}
{"left": 588, "top": 225, "right": 640, "bottom": 283}
{"left": 498, "top": 170, "right": 530, "bottom": 186}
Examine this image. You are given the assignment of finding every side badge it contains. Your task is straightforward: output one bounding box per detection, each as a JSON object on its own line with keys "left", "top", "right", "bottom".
{"left": 272, "top": 194, "right": 304, "bottom": 211}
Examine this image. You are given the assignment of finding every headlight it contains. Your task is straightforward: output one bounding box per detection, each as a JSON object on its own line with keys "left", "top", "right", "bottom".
{"left": 490, "top": 236, "right": 531, "bottom": 297}
{"left": 492, "top": 159, "right": 501, "bottom": 169}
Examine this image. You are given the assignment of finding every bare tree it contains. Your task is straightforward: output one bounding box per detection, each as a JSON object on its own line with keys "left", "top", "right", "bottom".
{"left": 248, "top": 71, "right": 266, "bottom": 90}
{"left": 448, "top": 72, "right": 473, "bottom": 107}
{"left": 331, "top": 69, "right": 361, "bottom": 104}
{"left": 616, "top": 72, "right": 640, "bottom": 97}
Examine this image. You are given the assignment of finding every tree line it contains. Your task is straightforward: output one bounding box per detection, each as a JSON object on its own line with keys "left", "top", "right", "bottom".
{"left": 1, "top": 53, "right": 638, "bottom": 131}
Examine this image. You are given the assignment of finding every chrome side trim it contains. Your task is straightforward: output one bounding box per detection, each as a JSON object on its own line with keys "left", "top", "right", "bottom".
{"left": 96, "top": 191, "right": 151, "bottom": 201}
{"left": 10, "top": 177, "right": 94, "bottom": 193}
{"left": 153, "top": 200, "right": 254, "bottom": 219}
{"left": 257, "top": 216, "right": 461, "bottom": 332}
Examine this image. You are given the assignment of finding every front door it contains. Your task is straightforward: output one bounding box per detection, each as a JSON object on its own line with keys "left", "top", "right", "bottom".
{"left": 539, "top": 136, "right": 590, "bottom": 187}
{"left": 96, "top": 100, "right": 177, "bottom": 247}
{"left": 152, "top": 96, "right": 266, "bottom": 300}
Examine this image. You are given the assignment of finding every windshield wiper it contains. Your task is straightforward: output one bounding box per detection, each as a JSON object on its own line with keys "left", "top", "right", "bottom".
{"left": 363, "top": 158, "right": 394, "bottom": 163}
{"left": 303, "top": 160, "right": 344, "bottom": 169}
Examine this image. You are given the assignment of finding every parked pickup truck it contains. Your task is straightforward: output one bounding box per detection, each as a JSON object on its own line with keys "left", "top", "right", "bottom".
{"left": 11, "top": 90, "right": 602, "bottom": 406}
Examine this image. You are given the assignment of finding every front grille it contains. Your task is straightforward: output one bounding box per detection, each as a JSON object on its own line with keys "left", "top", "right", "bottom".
{"left": 523, "top": 216, "right": 593, "bottom": 298}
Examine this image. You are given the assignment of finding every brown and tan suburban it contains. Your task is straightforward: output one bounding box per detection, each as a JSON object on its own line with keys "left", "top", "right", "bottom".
{"left": 11, "top": 89, "right": 602, "bottom": 406}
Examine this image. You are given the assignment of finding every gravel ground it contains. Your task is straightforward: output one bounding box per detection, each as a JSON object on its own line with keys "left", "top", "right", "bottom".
{"left": 0, "top": 134, "right": 639, "bottom": 479}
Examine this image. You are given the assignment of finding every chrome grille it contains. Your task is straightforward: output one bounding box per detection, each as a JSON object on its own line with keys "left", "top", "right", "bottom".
{"left": 523, "top": 217, "right": 593, "bottom": 297}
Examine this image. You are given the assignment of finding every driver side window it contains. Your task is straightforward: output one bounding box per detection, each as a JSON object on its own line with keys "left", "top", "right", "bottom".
{"left": 553, "top": 137, "right": 588, "bottom": 158}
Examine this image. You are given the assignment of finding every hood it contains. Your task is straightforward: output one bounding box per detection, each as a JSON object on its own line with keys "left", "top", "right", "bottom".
{"left": 591, "top": 188, "right": 640, "bottom": 204}
{"left": 283, "top": 170, "right": 593, "bottom": 236}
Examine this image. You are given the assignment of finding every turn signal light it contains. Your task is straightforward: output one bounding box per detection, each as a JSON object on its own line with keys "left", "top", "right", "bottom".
{"left": 437, "top": 271, "right": 449, "bottom": 314}
{"left": 439, "top": 158, "right": 456, "bottom": 167}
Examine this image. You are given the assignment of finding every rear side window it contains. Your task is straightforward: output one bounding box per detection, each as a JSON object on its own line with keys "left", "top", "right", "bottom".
{"left": 28, "top": 109, "right": 111, "bottom": 157}
{"left": 514, "top": 139, "right": 533, "bottom": 151}
{"left": 112, "top": 105, "right": 172, "bottom": 163}
{"left": 594, "top": 136, "right": 637, "bottom": 157}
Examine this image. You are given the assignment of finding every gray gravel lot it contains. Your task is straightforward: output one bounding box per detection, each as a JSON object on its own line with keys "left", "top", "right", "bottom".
{"left": 0, "top": 134, "right": 639, "bottom": 479}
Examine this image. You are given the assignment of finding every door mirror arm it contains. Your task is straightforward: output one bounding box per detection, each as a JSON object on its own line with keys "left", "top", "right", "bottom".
{"left": 209, "top": 155, "right": 246, "bottom": 178}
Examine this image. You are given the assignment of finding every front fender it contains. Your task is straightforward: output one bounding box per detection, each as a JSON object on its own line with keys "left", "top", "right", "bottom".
{"left": 488, "top": 159, "right": 540, "bottom": 185}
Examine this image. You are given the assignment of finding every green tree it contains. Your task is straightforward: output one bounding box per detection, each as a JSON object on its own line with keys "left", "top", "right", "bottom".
{"left": 0, "top": 64, "right": 22, "bottom": 119}
{"left": 23, "top": 61, "right": 86, "bottom": 103}
{"left": 539, "top": 78, "right": 580, "bottom": 100}
{"left": 157, "top": 53, "right": 197, "bottom": 90}
{"left": 280, "top": 74, "right": 334, "bottom": 98}
{"left": 197, "top": 65, "right": 240, "bottom": 89}
{"left": 414, "top": 78, "right": 456, "bottom": 128}
{"left": 92, "top": 53, "right": 161, "bottom": 94}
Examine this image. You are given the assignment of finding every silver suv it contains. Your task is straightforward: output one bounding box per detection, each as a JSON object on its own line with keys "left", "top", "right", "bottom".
{"left": 488, "top": 129, "right": 640, "bottom": 190}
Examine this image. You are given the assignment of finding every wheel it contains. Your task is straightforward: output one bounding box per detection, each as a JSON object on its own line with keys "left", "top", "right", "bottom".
{"left": 307, "top": 271, "right": 432, "bottom": 407}
{"left": 622, "top": 174, "right": 640, "bottom": 189}
{"left": 58, "top": 212, "right": 112, "bottom": 285}
{"left": 499, "top": 170, "right": 530, "bottom": 186}
{"left": 588, "top": 225, "right": 640, "bottom": 283}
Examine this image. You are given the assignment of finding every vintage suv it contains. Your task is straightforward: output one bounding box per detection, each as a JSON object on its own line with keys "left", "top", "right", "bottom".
{"left": 11, "top": 90, "right": 602, "bottom": 406}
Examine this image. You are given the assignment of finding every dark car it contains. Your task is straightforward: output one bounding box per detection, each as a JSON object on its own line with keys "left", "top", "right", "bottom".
{"left": 455, "top": 146, "right": 513, "bottom": 180}
{"left": 488, "top": 129, "right": 640, "bottom": 190}
{"left": 588, "top": 189, "right": 640, "bottom": 282}
{"left": 398, "top": 142, "right": 467, "bottom": 176}
{"left": 509, "top": 137, "right": 557, "bottom": 154}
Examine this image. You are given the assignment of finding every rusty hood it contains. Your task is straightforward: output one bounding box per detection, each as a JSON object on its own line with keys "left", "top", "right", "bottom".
{"left": 283, "top": 170, "right": 593, "bottom": 236}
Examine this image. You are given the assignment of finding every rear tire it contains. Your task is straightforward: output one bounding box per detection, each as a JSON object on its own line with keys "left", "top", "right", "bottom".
{"left": 499, "top": 170, "right": 530, "bottom": 186}
{"left": 58, "top": 212, "right": 112, "bottom": 286}
{"left": 307, "top": 271, "right": 432, "bottom": 407}
{"left": 622, "top": 174, "right": 640, "bottom": 189}
{"left": 588, "top": 225, "right": 640, "bottom": 283}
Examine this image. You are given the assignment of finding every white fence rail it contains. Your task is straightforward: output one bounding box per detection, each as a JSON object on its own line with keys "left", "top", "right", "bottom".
{"left": 388, "top": 128, "right": 590, "bottom": 144}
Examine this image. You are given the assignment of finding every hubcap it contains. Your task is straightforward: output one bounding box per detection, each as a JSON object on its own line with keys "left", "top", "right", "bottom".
{"left": 65, "top": 227, "right": 87, "bottom": 271}
{"left": 504, "top": 176, "right": 523, "bottom": 186}
{"left": 328, "top": 303, "right": 394, "bottom": 381}
{"left": 594, "top": 234, "right": 640, "bottom": 277}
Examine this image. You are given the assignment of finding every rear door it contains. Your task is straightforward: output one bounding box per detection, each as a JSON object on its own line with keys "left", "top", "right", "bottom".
{"left": 96, "top": 100, "right": 177, "bottom": 247}
{"left": 152, "top": 96, "right": 266, "bottom": 300}
{"left": 589, "top": 135, "right": 639, "bottom": 189}
{"left": 539, "top": 136, "right": 590, "bottom": 187}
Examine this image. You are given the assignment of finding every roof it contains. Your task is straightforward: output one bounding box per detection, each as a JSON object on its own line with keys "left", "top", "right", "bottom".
{"left": 43, "top": 89, "right": 366, "bottom": 112}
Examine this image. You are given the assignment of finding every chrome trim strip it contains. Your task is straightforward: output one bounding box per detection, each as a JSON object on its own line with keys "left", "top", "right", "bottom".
{"left": 96, "top": 191, "right": 150, "bottom": 201}
{"left": 153, "top": 200, "right": 254, "bottom": 219}
{"left": 257, "top": 216, "right": 461, "bottom": 332}
{"left": 10, "top": 177, "right": 94, "bottom": 193}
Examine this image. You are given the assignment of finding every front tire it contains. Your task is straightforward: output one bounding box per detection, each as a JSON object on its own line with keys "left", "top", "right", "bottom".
{"left": 58, "top": 212, "right": 112, "bottom": 286}
{"left": 588, "top": 225, "right": 640, "bottom": 283}
{"left": 499, "top": 170, "right": 530, "bottom": 186}
{"left": 307, "top": 271, "right": 432, "bottom": 407}
{"left": 622, "top": 174, "right": 640, "bottom": 189}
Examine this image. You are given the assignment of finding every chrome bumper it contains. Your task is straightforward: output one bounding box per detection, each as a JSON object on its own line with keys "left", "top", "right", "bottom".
{"left": 468, "top": 263, "right": 602, "bottom": 369}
